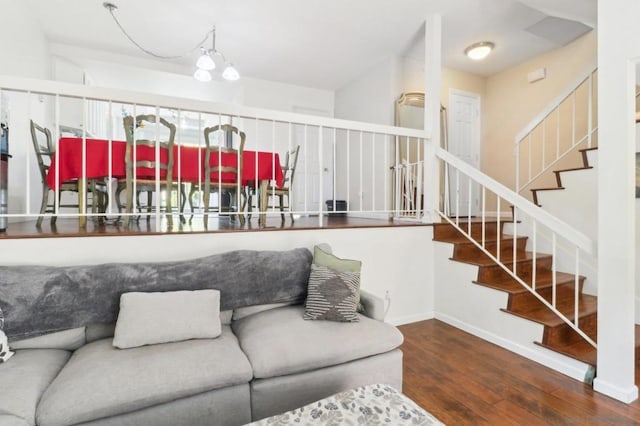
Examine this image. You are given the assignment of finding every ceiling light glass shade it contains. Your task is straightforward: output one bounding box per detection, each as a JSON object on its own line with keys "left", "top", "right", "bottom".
{"left": 222, "top": 64, "right": 240, "bottom": 81}
{"left": 194, "top": 68, "right": 212, "bottom": 82}
{"left": 464, "top": 42, "right": 495, "bottom": 60}
{"left": 196, "top": 52, "right": 216, "bottom": 70}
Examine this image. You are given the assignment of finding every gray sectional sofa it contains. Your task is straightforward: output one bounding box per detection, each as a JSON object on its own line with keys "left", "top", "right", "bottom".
{"left": 0, "top": 248, "right": 404, "bottom": 426}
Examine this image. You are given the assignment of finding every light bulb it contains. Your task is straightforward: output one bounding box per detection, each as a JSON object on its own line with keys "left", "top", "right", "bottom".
{"left": 222, "top": 64, "right": 240, "bottom": 81}
{"left": 196, "top": 52, "right": 215, "bottom": 70}
{"left": 194, "top": 68, "right": 212, "bottom": 82}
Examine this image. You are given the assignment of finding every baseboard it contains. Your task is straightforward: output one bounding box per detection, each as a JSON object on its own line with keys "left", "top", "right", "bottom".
{"left": 434, "top": 312, "right": 590, "bottom": 382}
{"left": 593, "top": 378, "right": 639, "bottom": 403}
{"left": 388, "top": 311, "right": 435, "bottom": 326}
{"left": 636, "top": 297, "right": 640, "bottom": 324}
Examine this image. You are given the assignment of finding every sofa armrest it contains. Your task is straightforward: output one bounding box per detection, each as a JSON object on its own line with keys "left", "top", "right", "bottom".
{"left": 360, "top": 290, "right": 385, "bottom": 321}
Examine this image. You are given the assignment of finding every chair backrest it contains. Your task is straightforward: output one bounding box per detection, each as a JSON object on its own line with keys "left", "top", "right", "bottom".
{"left": 122, "top": 114, "right": 176, "bottom": 185}
{"left": 282, "top": 145, "right": 300, "bottom": 188}
{"left": 203, "top": 124, "right": 246, "bottom": 186}
{"left": 30, "top": 120, "right": 54, "bottom": 184}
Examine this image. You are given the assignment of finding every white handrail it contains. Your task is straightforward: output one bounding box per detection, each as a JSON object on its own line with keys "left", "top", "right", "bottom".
{"left": 514, "top": 64, "right": 597, "bottom": 143}
{"left": 514, "top": 66, "right": 597, "bottom": 192}
{"left": 437, "top": 147, "right": 594, "bottom": 254}
{"left": 0, "top": 75, "right": 428, "bottom": 139}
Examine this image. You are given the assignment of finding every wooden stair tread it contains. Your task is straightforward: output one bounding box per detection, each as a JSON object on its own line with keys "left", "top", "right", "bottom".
{"left": 503, "top": 295, "right": 597, "bottom": 327}
{"left": 535, "top": 340, "right": 597, "bottom": 366}
{"left": 474, "top": 271, "right": 580, "bottom": 294}
{"left": 434, "top": 232, "right": 525, "bottom": 244}
{"left": 553, "top": 166, "right": 593, "bottom": 174}
{"left": 578, "top": 147, "right": 598, "bottom": 153}
{"left": 531, "top": 187, "right": 565, "bottom": 192}
{"left": 537, "top": 328, "right": 639, "bottom": 366}
{"left": 453, "top": 251, "right": 550, "bottom": 267}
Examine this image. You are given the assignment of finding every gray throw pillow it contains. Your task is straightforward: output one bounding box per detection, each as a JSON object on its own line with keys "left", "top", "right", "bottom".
{"left": 304, "top": 264, "right": 360, "bottom": 322}
{"left": 113, "top": 290, "right": 222, "bottom": 349}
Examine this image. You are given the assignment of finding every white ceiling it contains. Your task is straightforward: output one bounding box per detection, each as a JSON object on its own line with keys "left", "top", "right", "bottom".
{"left": 24, "top": 0, "right": 596, "bottom": 90}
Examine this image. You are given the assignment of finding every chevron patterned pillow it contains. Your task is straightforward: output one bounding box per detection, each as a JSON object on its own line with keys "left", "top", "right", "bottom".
{"left": 304, "top": 264, "right": 360, "bottom": 322}
{"left": 0, "top": 308, "right": 14, "bottom": 363}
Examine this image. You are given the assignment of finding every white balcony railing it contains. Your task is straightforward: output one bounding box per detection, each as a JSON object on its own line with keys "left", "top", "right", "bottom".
{"left": 0, "top": 76, "right": 429, "bottom": 231}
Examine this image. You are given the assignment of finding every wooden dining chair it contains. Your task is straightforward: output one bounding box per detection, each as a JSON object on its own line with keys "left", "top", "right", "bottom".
{"left": 116, "top": 114, "right": 184, "bottom": 227}
{"left": 188, "top": 124, "right": 246, "bottom": 225}
{"left": 247, "top": 145, "right": 300, "bottom": 223}
{"left": 30, "top": 120, "right": 108, "bottom": 227}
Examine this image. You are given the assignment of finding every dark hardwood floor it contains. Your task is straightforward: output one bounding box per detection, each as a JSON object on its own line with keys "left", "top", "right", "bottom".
{"left": 400, "top": 320, "right": 640, "bottom": 425}
{"left": 0, "top": 214, "right": 427, "bottom": 239}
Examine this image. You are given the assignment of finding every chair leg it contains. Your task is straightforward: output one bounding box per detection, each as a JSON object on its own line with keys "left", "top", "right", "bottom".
{"left": 179, "top": 184, "right": 186, "bottom": 224}
{"left": 52, "top": 190, "right": 63, "bottom": 226}
{"left": 36, "top": 184, "right": 49, "bottom": 228}
{"left": 237, "top": 189, "right": 245, "bottom": 226}
{"left": 279, "top": 194, "right": 285, "bottom": 223}
{"left": 188, "top": 185, "right": 198, "bottom": 224}
{"left": 146, "top": 191, "right": 152, "bottom": 223}
{"left": 246, "top": 190, "right": 253, "bottom": 220}
{"left": 289, "top": 195, "right": 295, "bottom": 223}
{"left": 203, "top": 188, "right": 210, "bottom": 225}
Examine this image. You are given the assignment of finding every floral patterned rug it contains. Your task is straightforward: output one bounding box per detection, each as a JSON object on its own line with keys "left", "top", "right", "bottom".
{"left": 248, "top": 384, "right": 444, "bottom": 425}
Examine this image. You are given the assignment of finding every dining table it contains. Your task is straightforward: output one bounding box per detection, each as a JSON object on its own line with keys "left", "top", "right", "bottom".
{"left": 46, "top": 137, "right": 285, "bottom": 227}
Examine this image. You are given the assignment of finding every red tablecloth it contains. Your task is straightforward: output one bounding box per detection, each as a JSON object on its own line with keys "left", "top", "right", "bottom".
{"left": 46, "top": 137, "right": 284, "bottom": 190}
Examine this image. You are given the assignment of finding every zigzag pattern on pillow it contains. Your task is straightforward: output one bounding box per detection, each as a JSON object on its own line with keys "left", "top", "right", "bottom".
{"left": 304, "top": 264, "right": 360, "bottom": 322}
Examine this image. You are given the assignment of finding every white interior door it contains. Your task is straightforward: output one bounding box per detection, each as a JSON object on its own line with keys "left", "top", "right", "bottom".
{"left": 448, "top": 90, "right": 481, "bottom": 217}
{"left": 292, "top": 107, "right": 333, "bottom": 215}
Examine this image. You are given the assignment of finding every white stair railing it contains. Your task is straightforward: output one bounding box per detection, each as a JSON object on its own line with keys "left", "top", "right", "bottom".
{"left": 438, "top": 147, "right": 597, "bottom": 349}
{"left": 515, "top": 67, "right": 598, "bottom": 193}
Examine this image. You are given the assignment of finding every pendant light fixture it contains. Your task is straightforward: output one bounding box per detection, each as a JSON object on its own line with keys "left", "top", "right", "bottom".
{"left": 103, "top": 2, "right": 240, "bottom": 82}
{"left": 194, "top": 27, "right": 240, "bottom": 82}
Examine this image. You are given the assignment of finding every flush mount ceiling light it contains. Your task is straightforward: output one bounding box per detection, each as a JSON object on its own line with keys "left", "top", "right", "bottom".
{"left": 464, "top": 41, "right": 495, "bottom": 60}
{"left": 103, "top": 2, "right": 239, "bottom": 82}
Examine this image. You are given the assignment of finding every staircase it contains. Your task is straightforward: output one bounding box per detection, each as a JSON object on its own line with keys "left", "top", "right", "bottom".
{"left": 433, "top": 220, "right": 598, "bottom": 371}
{"left": 434, "top": 147, "right": 640, "bottom": 380}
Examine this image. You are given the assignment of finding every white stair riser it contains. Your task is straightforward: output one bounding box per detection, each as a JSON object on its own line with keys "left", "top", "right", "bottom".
{"left": 537, "top": 168, "right": 597, "bottom": 241}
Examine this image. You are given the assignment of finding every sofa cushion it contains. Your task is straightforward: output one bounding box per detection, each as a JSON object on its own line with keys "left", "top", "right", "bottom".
{"left": 232, "top": 303, "right": 291, "bottom": 321}
{"left": 0, "top": 349, "right": 70, "bottom": 426}
{"left": 10, "top": 327, "right": 85, "bottom": 351}
{"left": 113, "top": 290, "right": 221, "bottom": 349}
{"left": 36, "top": 326, "right": 252, "bottom": 426}
{"left": 232, "top": 305, "right": 403, "bottom": 379}
{"left": 0, "top": 414, "right": 29, "bottom": 426}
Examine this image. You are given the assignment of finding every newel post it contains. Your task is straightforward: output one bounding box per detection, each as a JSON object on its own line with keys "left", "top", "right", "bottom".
{"left": 423, "top": 15, "right": 442, "bottom": 223}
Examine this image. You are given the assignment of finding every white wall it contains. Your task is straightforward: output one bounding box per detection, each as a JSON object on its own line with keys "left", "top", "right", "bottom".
{"left": 334, "top": 56, "right": 401, "bottom": 215}
{"left": 0, "top": 227, "right": 435, "bottom": 325}
{"left": 0, "top": 0, "right": 51, "bottom": 222}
